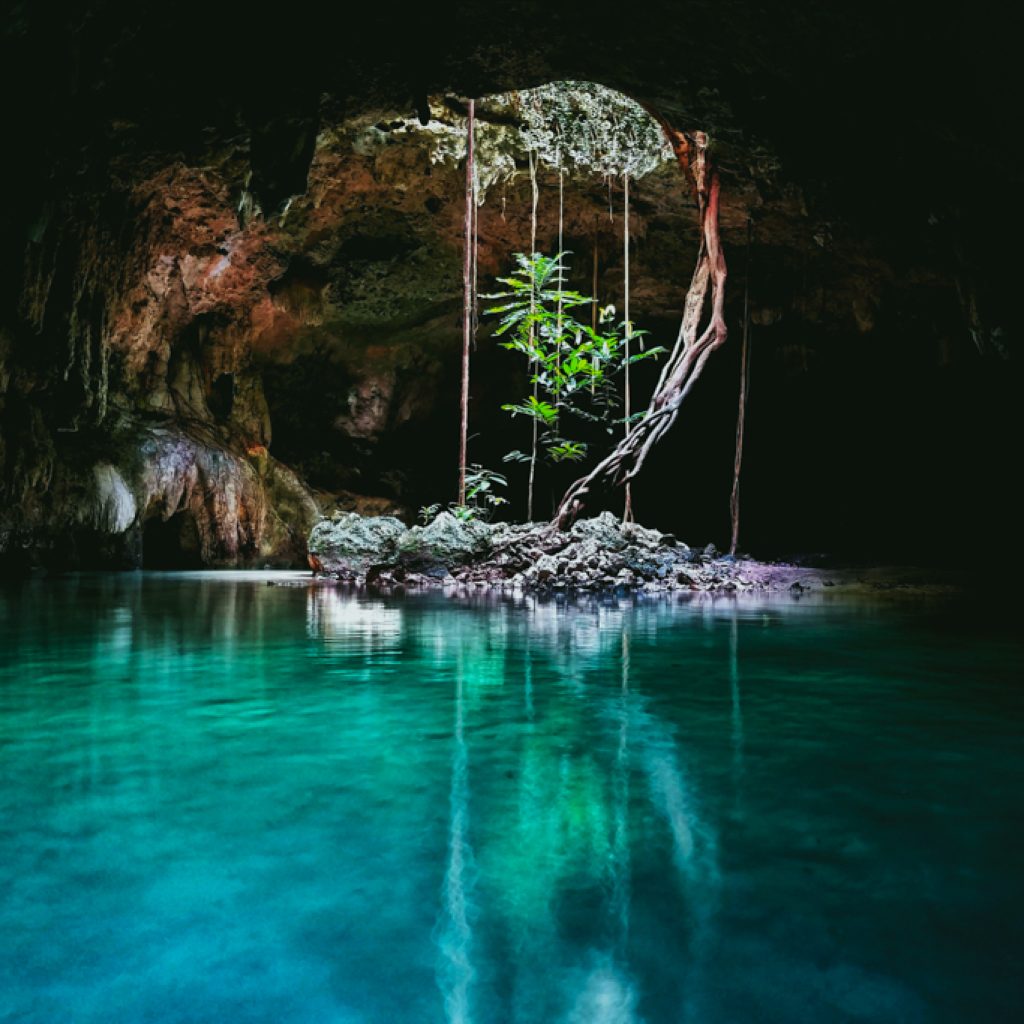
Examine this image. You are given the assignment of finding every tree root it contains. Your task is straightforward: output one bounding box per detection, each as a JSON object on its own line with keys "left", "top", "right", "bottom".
{"left": 553, "top": 129, "right": 728, "bottom": 530}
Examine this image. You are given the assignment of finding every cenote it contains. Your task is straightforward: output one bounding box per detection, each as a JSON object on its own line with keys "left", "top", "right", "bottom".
{"left": 1, "top": 576, "right": 1021, "bottom": 1023}
{"left": 2, "top": 4, "right": 1023, "bottom": 1021}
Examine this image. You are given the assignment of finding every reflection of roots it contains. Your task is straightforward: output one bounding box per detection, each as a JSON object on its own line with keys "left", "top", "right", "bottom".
{"left": 437, "top": 677, "right": 475, "bottom": 1024}
{"left": 639, "top": 716, "right": 720, "bottom": 1020}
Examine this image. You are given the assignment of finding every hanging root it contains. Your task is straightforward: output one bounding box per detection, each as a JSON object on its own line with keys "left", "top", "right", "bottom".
{"left": 554, "top": 130, "right": 728, "bottom": 530}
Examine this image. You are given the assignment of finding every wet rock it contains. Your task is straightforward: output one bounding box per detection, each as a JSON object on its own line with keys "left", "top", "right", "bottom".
{"left": 307, "top": 511, "right": 406, "bottom": 577}
{"left": 86, "top": 465, "right": 137, "bottom": 535}
{"left": 303, "top": 511, "right": 772, "bottom": 594}
{"left": 569, "top": 512, "right": 628, "bottom": 551}
{"left": 396, "top": 512, "right": 491, "bottom": 572}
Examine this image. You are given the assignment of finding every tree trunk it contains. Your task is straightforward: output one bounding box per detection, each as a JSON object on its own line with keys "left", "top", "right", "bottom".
{"left": 554, "top": 130, "right": 728, "bottom": 530}
{"left": 526, "top": 149, "right": 539, "bottom": 521}
{"left": 729, "top": 217, "right": 752, "bottom": 556}
{"left": 622, "top": 172, "right": 634, "bottom": 523}
{"left": 457, "top": 99, "right": 475, "bottom": 506}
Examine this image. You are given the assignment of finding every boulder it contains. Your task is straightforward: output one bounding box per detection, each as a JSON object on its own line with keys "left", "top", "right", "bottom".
{"left": 397, "top": 512, "right": 491, "bottom": 572}
{"left": 307, "top": 512, "right": 406, "bottom": 577}
{"left": 569, "top": 511, "right": 628, "bottom": 551}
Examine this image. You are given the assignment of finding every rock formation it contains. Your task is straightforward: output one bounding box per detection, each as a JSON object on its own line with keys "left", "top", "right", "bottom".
{"left": 1, "top": 3, "right": 1017, "bottom": 572}
{"left": 309, "top": 510, "right": 742, "bottom": 593}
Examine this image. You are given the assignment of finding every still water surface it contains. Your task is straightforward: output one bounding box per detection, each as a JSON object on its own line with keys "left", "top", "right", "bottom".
{"left": 1, "top": 574, "right": 1021, "bottom": 1023}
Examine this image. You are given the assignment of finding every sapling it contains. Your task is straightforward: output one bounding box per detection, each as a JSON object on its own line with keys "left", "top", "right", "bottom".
{"left": 484, "top": 252, "right": 663, "bottom": 514}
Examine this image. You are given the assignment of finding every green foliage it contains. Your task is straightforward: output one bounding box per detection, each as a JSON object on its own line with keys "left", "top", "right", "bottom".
{"left": 420, "top": 466, "right": 507, "bottom": 525}
{"left": 547, "top": 441, "right": 587, "bottom": 463}
{"left": 465, "top": 464, "right": 508, "bottom": 509}
{"left": 440, "top": 466, "right": 509, "bottom": 523}
{"left": 418, "top": 503, "right": 442, "bottom": 525}
{"left": 484, "top": 252, "right": 664, "bottom": 473}
{"left": 449, "top": 504, "right": 479, "bottom": 522}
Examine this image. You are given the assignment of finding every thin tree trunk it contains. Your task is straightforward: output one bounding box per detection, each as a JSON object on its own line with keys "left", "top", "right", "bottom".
{"left": 556, "top": 167, "right": 564, "bottom": 408}
{"left": 527, "top": 149, "right": 539, "bottom": 521}
{"left": 622, "top": 172, "right": 634, "bottom": 523}
{"left": 457, "top": 99, "right": 475, "bottom": 506}
{"left": 554, "top": 131, "right": 728, "bottom": 530}
{"left": 729, "top": 217, "right": 752, "bottom": 557}
{"left": 550, "top": 166, "right": 565, "bottom": 517}
{"left": 591, "top": 224, "right": 599, "bottom": 395}
{"left": 472, "top": 152, "right": 479, "bottom": 347}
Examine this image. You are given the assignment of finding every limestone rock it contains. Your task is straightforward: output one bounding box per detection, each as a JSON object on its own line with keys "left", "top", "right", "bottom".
{"left": 569, "top": 512, "right": 628, "bottom": 551}
{"left": 396, "top": 512, "right": 491, "bottom": 572}
{"left": 86, "top": 465, "right": 137, "bottom": 535}
{"left": 307, "top": 512, "right": 406, "bottom": 577}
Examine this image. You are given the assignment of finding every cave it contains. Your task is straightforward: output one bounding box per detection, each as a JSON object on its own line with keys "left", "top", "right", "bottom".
{"left": 141, "top": 511, "right": 203, "bottom": 570}
{"left": 0, "top": 4, "right": 1021, "bottom": 1021}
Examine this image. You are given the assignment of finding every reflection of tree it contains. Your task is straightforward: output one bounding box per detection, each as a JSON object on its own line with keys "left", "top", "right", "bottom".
{"left": 611, "top": 629, "right": 632, "bottom": 957}
{"left": 427, "top": 595, "right": 722, "bottom": 1020}
{"left": 730, "top": 610, "right": 746, "bottom": 801}
{"left": 436, "top": 648, "right": 475, "bottom": 1024}
{"left": 563, "top": 629, "right": 642, "bottom": 1024}
{"left": 304, "top": 590, "right": 732, "bottom": 1017}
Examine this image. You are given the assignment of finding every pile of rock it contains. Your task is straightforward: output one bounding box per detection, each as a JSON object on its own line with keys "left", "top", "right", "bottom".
{"left": 308, "top": 510, "right": 759, "bottom": 593}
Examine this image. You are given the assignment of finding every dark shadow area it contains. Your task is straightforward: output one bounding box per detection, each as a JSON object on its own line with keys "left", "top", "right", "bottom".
{"left": 208, "top": 372, "right": 235, "bottom": 423}
{"left": 142, "top": 512, "right": 203, "bottom": 570}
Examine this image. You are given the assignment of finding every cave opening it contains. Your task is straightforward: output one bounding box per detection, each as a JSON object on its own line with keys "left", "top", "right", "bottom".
{"left": 142, "top": 511, "right": 203, "bottom": 570}
{"left": 3, "top": 9, "right": 1023, "bottom": 1021}
{"left": 255, "top": 80, "right": 697, "bottom": 526}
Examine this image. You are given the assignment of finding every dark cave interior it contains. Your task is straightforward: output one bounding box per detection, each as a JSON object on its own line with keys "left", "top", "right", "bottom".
{"left": 1, "top": 0, "right": 1020, "bottom": 573}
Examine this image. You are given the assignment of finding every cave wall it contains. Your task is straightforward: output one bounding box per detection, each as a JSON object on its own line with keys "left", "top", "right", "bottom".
{"left": 1, "top": 2, "right": 1019, "bottom": 572}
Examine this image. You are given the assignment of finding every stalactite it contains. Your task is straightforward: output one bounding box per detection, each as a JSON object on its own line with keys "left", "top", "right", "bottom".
{"left": 555, "top": 131, "right": 728, "bottom": 530}
{"left": 19, "top": 207, "right": 62, "bottom": 336}
{"left": 96, "top": 302, "right": 111, "bottom": 424}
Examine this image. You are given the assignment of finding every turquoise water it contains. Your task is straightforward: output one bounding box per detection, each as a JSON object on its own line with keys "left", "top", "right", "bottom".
{"left": 1, "top": 575, "right": 1021, "bottom": 1023}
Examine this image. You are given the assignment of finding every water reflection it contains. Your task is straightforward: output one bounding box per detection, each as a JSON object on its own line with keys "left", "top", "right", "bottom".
{"left": 729, "top": 611, "right": 746, "bottom": 799}
{"left": 437, "top": 650, "right": 476, "bottom": 1024}
{"left": 305, "top": 587, "right": 403, "bottom": 646}
{"left": 1, "top": 576, "right": 1017, "bottom": 1023}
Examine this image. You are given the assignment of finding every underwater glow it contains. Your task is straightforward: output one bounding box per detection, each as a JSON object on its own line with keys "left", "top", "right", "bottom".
{"left": 0, "top": 576, "right": 1021, "bottom": 1023}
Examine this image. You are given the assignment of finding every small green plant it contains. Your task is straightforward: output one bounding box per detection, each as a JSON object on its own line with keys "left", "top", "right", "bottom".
{"left": 453, "top": 464, "right": 508, "bottom": 521}
{"left": 418, "top": 503, "right": 442, "bottom": 525}
{"left": 422, "top": 467, "right": 507, "bottom": 525}
{"left": 484, "top": 251, "right": 664, "bottom": 474}
{"left": 465, "top": 464, "right": 508, "bottom": 508}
